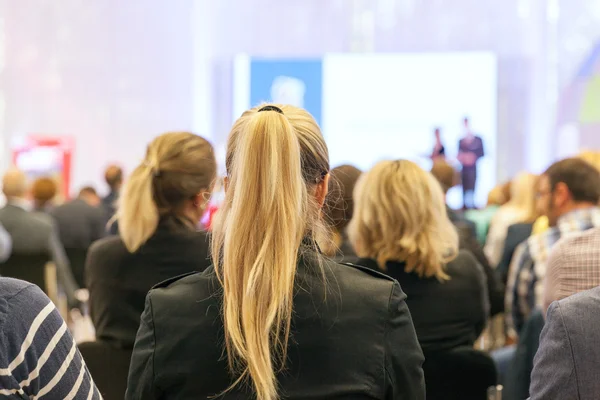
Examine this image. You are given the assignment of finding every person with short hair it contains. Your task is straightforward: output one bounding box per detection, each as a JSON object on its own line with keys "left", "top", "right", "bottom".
{"left": 31, "top": 177, "right": 58, "bottom": 212}
{"left": 87, "top": 132, "right": 217, "bottom": 349}
{"left": 0, "top": 277, "right": 101, "bottom": 398}
{"left": 506, "top": 158, "right": 600, "bottom": 335}
{"left": 457, "top": 117, "right": 485, "bottom": 209}
{"left": 0, "top": 169, "right": 79, "bottom": 307}
{"left": 126, "top": 106, "right": 425, "bottom": 400}
{"left": 50, "top": 186, "right": 106, "bottom": 287}
{"left": 350, "top": 159, "right": 489, "bottom": 353}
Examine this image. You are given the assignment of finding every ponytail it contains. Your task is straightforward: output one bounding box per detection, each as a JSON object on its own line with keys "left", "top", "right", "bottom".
{"left": 118, "top": 162, "right": 159, "bottom": 252}
{"left": 212, "top": 109, "right": 307, "bottom": 400}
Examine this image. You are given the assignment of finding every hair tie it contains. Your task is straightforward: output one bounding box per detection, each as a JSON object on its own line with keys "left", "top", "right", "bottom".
{"left": 143, "top": 160, "right": 160, "bottom": 177}
{"left": 258, "top": 105, "right": 283, "bottom": 114}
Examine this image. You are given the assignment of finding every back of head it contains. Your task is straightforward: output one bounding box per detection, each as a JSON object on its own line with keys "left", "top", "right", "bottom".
{"left": 545, "top": 158, "right": 600, "bottom": 204}
{"left": 323, "top": 164, "right": 362, "bottom": 239}
{"left": 78, "top": 186, "right": 100, "bottom": 207}
{"left": 504, "top": 172, "right": 538, "bottom": 222}
{"left": 31, "top": 177, "right": 58, "bottom": 207}
{"left": 118, "top": 132, "right": 216, "bottom": 252}
{"left": 349, "top": 159, "right": 458, "bottom": 280}
{"left": 104, "top": 165, "right": 123, "bottom": 192}
{"left": 2, "top": 169, "right": 28, "bottom": 200}
{"left": 212, "top": 104, "right": 329, "bottom": 400}
{"left": 430, "top": 159, "right": 458, "bottom": 194}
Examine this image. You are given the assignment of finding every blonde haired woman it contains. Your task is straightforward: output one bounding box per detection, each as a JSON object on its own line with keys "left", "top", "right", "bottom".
{"left": 350, "top": 160, "right": 489, "bottom": 354}
{"left": 86, "top": 132, "right": 216, "bottom": 349}
{"left": 126, "top": 105, "right": 425, "bottom": 400}
{"left": 484, "top": 172, "right": 538, "bottom": 266}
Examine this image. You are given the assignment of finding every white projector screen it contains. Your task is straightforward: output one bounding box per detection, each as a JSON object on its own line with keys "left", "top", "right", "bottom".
{"left": 233, "top": 52, "right": 497, "bottom": 208}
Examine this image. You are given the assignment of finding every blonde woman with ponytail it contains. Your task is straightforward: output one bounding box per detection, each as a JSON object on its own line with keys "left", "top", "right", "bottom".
{"left": 86, "top": 132, "right": 216, "bottom": 350}
{"left": 350, "top": 160, "right": 489, "bottom": 354}
{"left": 126, "top": 105, "right": 425, "bottom": 400}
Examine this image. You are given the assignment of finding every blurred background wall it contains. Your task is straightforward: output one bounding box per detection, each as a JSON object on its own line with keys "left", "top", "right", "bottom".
{"left": 1, "top": 0, "right": 599, "bottom": 194}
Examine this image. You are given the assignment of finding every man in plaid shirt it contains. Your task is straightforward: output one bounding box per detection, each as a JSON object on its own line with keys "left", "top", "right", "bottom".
{"left": 506, "top": 158, "right": 600, "bottom": 335}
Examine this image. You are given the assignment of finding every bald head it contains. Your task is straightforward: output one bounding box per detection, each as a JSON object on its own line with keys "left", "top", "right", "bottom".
{"left": 3, "top": 169, "right": 28, "bottom": 199}
{"left": 104, "top": 165, "right": 123, "bottom": 192}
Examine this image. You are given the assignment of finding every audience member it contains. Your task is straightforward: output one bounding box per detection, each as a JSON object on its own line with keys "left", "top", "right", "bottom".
{"left": 31, "top": 176, "right": 58, "bottom": 212}
{"left": 102, "top": 164, "right": 123, "bottom": 234}
{"left": 321, "top": 164, "right": 362, "bottom": 262}
{"left": 0, "top": 277, "right": 100, "bottom": 398}
{"left": 350, "top": 159, "right": 489, "bottom": 353}
{"left": 50, "top": 186, "right": 105, "bottom": 287}
{"left": 126, "top": 105, "right": 425, "bottom": 399}
{"left": 52, "top": 186, "right": 105, "bottom": 249}
{"left": 86, "top": 132, "right": 217, "bottom": 349}
{"left": 484, "top": 172, "right": 537, "bottom": 266}
{"left": 506, "top": 158, "right": 600, "bottom": 335}
{"left": 431, "top": 160, "right": 504, "bottom": 316}
{"left": 465, "top": 185, "right": 506, "bottom": 244}
{"left": 529, "top": 287, "right": 600, "bottom": 399}
{"left": 0, "top": 169, "right": 79, "bottom": 307}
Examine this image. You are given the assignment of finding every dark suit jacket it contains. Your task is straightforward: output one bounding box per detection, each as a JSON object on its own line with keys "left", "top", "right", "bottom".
{"left": 497, "top": 222, "right": 533, "bottom": 285}
{"left": 126, "top": 251, "right": 426, "bottom": 399}
{"left": 86, "top": 218, "right": 211, "bottom": 348}
{"left": 0, "top": 203, "right": 79, "bottom": 305}
{"left": 51, "top": 199, "right": 105, "bottom": 249}
{"left": 358, "top": 250, "right": 488, "bottom": 354}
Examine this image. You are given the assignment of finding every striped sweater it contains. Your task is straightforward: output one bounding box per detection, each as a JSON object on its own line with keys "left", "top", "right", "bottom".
{"left": 0, "top": 278, "right": 101, "bottom": 399}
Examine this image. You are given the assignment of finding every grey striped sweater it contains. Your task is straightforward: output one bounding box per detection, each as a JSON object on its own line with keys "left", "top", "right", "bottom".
{"left": 0, "top": 278, "right": 101, "bottom": 399}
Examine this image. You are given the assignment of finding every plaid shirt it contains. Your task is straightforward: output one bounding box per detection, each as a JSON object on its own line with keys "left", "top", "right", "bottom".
{"left": 506, "top": 207, "right": 600, "bottom": 334}
{"left": 544, "top": 226, "right": 600, "bottom": 309}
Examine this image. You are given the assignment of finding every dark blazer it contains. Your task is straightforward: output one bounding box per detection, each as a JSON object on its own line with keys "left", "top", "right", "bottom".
{"left": 0, "top": 203, "right": 79, "bottom": 305}
{"left": 126, "top": 250, "right": 426, "bottom": 400}
{"left": 86, "top": 217, "right": 211, "bottom": 348}
{"left": 51, "top": 199, "right": 105, "bottom": 249}
{"left": 358, "top": 250, "right": 488, "bottom": 354}
{"left": 497, "top": 222, "right": 533, "bottom": 286}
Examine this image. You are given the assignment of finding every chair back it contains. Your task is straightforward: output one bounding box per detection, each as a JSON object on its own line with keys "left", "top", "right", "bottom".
{"left": 0, "top": 252, "right": 52, "bottom": 295}
{"left": 65, "top": 247, "right": 88, "bottom": 288}
{"left": 423, "top": 346, "right": 498, "bottom": 400}
{"left": 79, "top": 341, "right": 132, "bottom": 400}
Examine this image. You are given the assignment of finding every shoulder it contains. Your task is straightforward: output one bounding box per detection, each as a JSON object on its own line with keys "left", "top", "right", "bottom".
{"left": 552, "top": 227, "right": 600, "bottom": 255}
{"left": 556, "top": 286, "right": 600, "bottom": 317}
{"left": 450, "top": 249, "right": 479, "bottom": 267}
{"left": 0, "top": 277, "right": 36, "bottom": 301}
{"left": 146, "top": 268, "right": 219, "bottom": 314}
{"left": 88, "top": 235, "right": 128, "bottom": 264}
{"left": 342, "top": 259, "right": 396, "bottom": 281}
{"left": 0, "top": 278, "right": 55, "bottom": 334}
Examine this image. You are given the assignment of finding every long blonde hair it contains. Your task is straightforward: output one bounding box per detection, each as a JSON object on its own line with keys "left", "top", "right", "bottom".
{"left": 499, "top": 172, "right": 538, "bottom": 223}
{"left": 348, "top": 160, "right": 458, "bottom": 280}
{"left": 211, "top": 104, "right": 329, "bottom": 400}
{"left": 118, "top": 132, "right": 216, "bottom": 252}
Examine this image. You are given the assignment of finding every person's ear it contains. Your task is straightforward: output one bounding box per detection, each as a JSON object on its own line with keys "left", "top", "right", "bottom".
{"left": 554, "top": 182, "right": 570, "bottom": 208}
{"left": 315, "top": 173, "right": 330, "bottom": 208}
